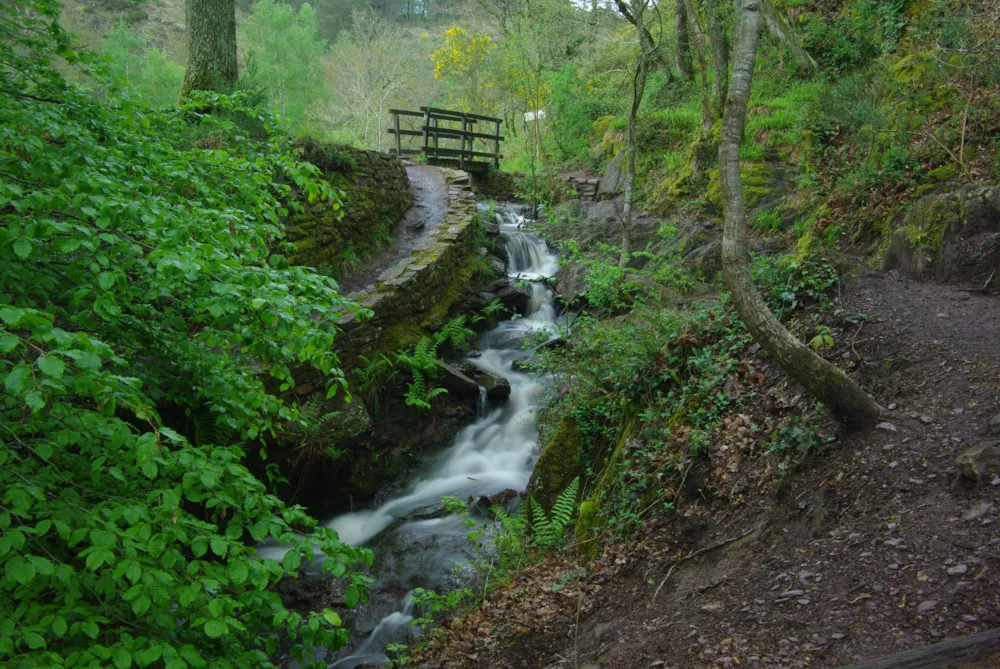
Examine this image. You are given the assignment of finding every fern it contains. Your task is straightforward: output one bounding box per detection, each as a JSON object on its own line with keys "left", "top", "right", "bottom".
{"left": 191, "top": 405, "right": 235, "bottom": 447}
{"left": 432, "top": 316, "right": 477, "bottom": 349}
{"left": 397, "top": 339, "right": 448, "bottom": 410}
{"left": 354, "top": 353, "right": 399, "bottom": 392}
{"left": 529, "top": 477, "right": 580, "bottom": 550}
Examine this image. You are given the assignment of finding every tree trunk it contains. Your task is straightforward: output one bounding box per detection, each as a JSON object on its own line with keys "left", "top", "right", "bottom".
{"left": 704, "top": 0, "right": 729, "bottom": 117}
{"left": 718, "top": 0, "right": 881, "bottom": 431}
{"left": 674, "top": 0, "right": 694, "bottom": 80}
{"left": 615, "top": 0, "right": 674, "bottom": 80}
{"left": 761, "top": 0, "right": 818, "bottom": 74}
{"left": 179, "top": 0, "right": 238, "bottom": 102}
{"left": 622, "top": 1, "right": 650, "bottom": 267}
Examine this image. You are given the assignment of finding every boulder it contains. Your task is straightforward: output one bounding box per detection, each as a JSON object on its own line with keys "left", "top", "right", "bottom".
{"left": 956, "top": 441, "right": 1000, "bottom": 483}
{"left": 327, "top": 400, "right": 373, "bottom": 442}
{"left": 598, "top": 150, "right": 627, "bottom": 199}
{"left": 881, "top": 184, "right": 1000, "bottom": 290}
{"left": 485, "top": 254, "right": 506, "bottom": 277}
{"left": 479, "top": 373, "right": 512, "bottom": 403}
{"left": 438, "top": 363, "right": 481, "bottom": 400}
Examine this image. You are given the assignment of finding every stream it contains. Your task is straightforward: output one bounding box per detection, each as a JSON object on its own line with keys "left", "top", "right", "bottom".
{"left": 320, "top": 203, "right": 559, "bottom": 668}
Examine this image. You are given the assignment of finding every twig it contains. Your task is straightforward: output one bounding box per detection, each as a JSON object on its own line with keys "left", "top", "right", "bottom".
{"left": 574, "top": 590, "right": 582, "bottom": 669}
{"left": 651, "top": 526, "right": 758, "bottom": 603}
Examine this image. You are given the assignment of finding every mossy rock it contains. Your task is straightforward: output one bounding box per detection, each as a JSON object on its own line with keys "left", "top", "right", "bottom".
{"left": 527, "top": 417, "right": 584, "bottom": 511}
{"left": 926, "top": 163, "right": 958, "bottom": 184}
{"left": 575, "top": 500, "right": 602, "bottom": 556}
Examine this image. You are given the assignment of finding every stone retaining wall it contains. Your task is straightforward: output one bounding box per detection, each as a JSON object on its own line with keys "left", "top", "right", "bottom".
{"left": 471, "top": 169, "right": 521, "bottom": 201}
{"left": 290, "top": 168, "right": 482, "bottom": 395}
{"left": 286, "top": 140, "right": 412, "bottom": 278}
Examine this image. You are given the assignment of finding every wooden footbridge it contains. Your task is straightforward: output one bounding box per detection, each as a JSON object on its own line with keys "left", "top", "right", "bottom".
{"left": 388, "top": 107, "right": 503, "bottom": 173}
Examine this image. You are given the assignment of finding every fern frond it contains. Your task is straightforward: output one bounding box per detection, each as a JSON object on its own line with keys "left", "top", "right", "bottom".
{"left": 551, "top": 477, "right": 580, "bottom": 532}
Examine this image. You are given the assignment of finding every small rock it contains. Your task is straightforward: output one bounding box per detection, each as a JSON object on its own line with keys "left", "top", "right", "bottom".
{"left": 831, "top": 633, "right": 846, "bottom": 640}
{"left": 889, "top": 563, "right": 900, "bottom": 570}
{"left": 872, "top": 584, "right": 885, "bottom": 593}
{"left": 888, "top": 403, "right": 898, "bottom": 410}
{"left": 798, "top": 598, "right": 811, "bottom": 605}
{"left": 877, "top": 422, "right": 899, "bottom": 433}
{"left": 594, "top": 621, "right": 617, "bottom": 643}
{"left": 920, "top": 415, "right": 935, "bottom": 425}
{"left": 748, "top": 343, "right": 761, "bottom": 355}
{"left": 883, "top": 443, "right": 897, "bottom": 451}
{"left": 963, "top": 615, "right": 979, "bottom": 623}
{"left": 947, "top": 564, "right": 968, "bottom": 576}
{"left": 963, "top": 501, "right": 994, "bottom": 521}
{"left": 781, "top": 589, "right": 805, "bottom": 597}
{"left": 917, "top": 600, "right": 938, "bottom": 614}
{"left": 993, "top": 477, "right": 1000, "bottom": 486}
{"left": 955, "top": 442, "right": 1000, "bottom": 483}
{"left": 909, "top": 478, "right": 926, "bottom": 485}
{"left": 885, "top": 539, "right": 903, "bottom": 547}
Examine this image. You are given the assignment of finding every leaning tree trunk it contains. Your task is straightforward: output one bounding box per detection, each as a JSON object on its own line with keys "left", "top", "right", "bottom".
{"left": 683, "top": 0, "right": 713, "bottom": 135}
{"left": 719, "top": 0, "right": 881, "bottom": 430}
{"left": 615, "top": 0, "right": 675, "bottom": 80}
{"left": 674, "top": 0, "right": 695, "bottom": 80}
{"left": 179, "top": 0, "right": 238, "bottom": 102}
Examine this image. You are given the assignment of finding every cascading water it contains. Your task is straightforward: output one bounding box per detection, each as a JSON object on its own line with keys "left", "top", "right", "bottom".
{"left": 318, "top": 202, "right": 560, "bottom": 668}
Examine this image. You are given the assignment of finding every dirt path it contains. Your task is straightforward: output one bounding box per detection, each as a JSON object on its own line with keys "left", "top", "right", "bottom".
{"left": 340, "top": 164, "right": 448, "bottom": 295}
{"left": 413, "top": 269, "right": 1000, "bottom": 669}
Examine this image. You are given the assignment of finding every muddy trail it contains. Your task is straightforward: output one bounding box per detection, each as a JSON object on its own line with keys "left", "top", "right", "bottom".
{"left": 411, "top": 267, "right": 1000, "bottom": 669}
{"left": 340, "top": 164, "right": 447, "bottom": 295}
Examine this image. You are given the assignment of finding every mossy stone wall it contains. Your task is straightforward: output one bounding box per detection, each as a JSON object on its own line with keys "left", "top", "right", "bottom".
{"left": 286, "top": 140, "right": 412, "bottom": 277}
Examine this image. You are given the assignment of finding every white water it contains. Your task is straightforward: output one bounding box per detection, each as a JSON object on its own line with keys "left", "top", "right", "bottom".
{"left": 325, "top": 203, "right": 559, "bottom": 667}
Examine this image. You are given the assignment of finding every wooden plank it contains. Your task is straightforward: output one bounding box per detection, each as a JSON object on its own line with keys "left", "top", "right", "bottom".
{"left": 837, "top": 629, "right": 1000, "bottom": 668}
{"left": 493, "top": 119, "right": 501, "bottom": 168}
{"left": 415, "top": 147, "right": 502, "bottom": 160}
{"left": 387, "top": 128, "right": 504, "bottom": 142}
{"left": 421, "top": 108, "right": 431, "bottom": 158}
{"left": 459, "top": 115, "right": 467, "bottom": 170}
{"left": 422, "top": 106, "right": 502, "bottom": 124}
{"left": 393, "top": 112, "right": 401, "bottom": 157}
{"left": 388, "top": 108, "right": 425, "bottom": 118}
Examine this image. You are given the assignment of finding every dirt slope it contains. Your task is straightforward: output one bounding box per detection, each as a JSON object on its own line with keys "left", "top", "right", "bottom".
{"left": 412, "top": 267, "right": 1000, "bottom": 669}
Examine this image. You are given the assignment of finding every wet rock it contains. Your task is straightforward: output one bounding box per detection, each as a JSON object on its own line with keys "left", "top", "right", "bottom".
{"left": 438, "top": 363, "right": 481, "bottom": 400}
{"left": 917, "top": 600, "right": 938, "bottom": 614}
{"left": 485, "top": 255, "right": 506, "bottom": 276}
{"left": 947, "top": 564, "right": 968, "bottom": 576}
{"left": 479, "top": 374, "right": 512, "bottom": 403}
{"left": 955, "top": 441, "right": 1000, "bottom": 482}
{"left": 876, "top": 422, "right": 899, "bottom": 433}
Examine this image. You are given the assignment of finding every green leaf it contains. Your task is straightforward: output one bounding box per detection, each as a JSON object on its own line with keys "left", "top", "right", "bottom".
{"left": 344, "top": 584, "right": 360, "bottom": 608}
{"left": 37, "top": 355, "right": 65, "bottom": 378}
{"left": 22, "top": 632, "right": 46, "bottom": 650}
{"left": 0, "top": 334, "right": 18, "bottom": 354}
{"left": 204, "top": 619, "right": 227, "bottom": 639}
{"left": 228, "top": 561, "right": 248, "bottom": 585}
{"left": 24, "top": 391, "right": 45, "bottom": 413}
{"left": 52, "top": 617, "right": 68, "bottom": 638}
{"left": 13, "top": 240, "right": 31, "bottom": 259}
{"left": 282, "top": 549, "right": 301, "bottom": 572}
{"left": 322, "top": 610, "right": 342, "bottom": 627}
{"left": 210, "top": 537, "right": 228, "bottom": 558}
{"left": 4, "top": 366, "right": 31, "bottom": 395}
{"left": 113, "top": 647, "right": 132, "bottom": 669}
{"left": 0, "top": 307, "right": 24, "bottom": 326}
{"left": 132, "top": 594, "right": 150, "bottom": 616}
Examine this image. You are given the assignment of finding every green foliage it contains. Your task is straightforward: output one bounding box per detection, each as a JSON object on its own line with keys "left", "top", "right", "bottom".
{"left": 529, "top": 477, "right": 579, "bottom": 550}
{"left": 100, "top": 22, "right": 184, "bottom": 106}
{"left": 751, "top": 254, "right": 840, "bottom": 316}
{"left": 754, "top": 208, "right": 783, "bottom": 233}
{"left": 0, "top": 4, "right": 371, "bottom": 667}
{"left": 240, "top": 0, "right": 329, "bottom": 136}
{"left": 395, "top": 338, "right": 447, "bottom": 410}
{"left": 432, "top": 315, "right": 477, "bottom": 350}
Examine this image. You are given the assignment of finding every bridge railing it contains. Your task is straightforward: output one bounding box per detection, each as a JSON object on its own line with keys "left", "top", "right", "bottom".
{"left": 388, "top": 107, "right": 503, "bottom": 172}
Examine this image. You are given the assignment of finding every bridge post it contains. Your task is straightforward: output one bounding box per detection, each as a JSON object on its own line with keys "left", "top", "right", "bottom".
{"left": 393, "top": 111, "right": 401, "bottom": 157}
{"left": 493, "top": 119, "right": 501, "bottom": 169}
{"left": 459, "top": 115, "right": 467, "bottom": 171}
{"left": 422, "top": 108, "right": 431, "bottom": 159}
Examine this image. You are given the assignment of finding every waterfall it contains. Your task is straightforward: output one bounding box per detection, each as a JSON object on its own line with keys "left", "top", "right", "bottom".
{"left": 284, "top": 203, "right": 559, "bottom": 669}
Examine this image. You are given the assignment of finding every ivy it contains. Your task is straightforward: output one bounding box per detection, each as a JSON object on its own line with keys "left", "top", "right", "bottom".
{"left": 0, "top": 3, "right": 372, "bottom": 667}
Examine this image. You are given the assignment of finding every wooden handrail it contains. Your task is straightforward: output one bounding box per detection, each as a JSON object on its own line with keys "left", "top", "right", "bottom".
{"left": 388, "top": 106, "right": 504, "bottom": 170}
